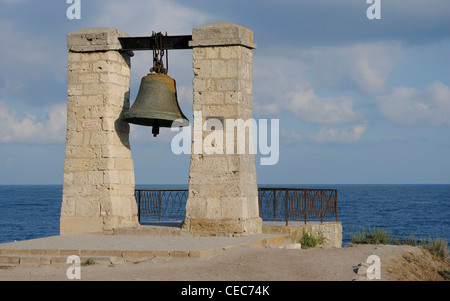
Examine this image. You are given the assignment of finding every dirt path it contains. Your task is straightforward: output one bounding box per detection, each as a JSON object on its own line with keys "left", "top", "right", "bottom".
{"left": 0, "top": 244, "right": 434, "bottom": 281}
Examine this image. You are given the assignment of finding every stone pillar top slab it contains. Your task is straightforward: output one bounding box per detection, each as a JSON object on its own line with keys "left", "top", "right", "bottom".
{"left": 189, "top": 22, "right": 257, "bottom": 49}
{"left": 67, "top": 27, "right": 130, "bottom": 53}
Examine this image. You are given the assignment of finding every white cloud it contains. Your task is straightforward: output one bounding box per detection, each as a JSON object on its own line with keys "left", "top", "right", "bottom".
{"left": 253, "top": 51, "right": 368, "bottom": 144}
{"left": 254, "top": 102, "right": 281, "bottom": 116}
{"left": 297, "top": 42, "right": 405, "bottom": 94}
{"left": 308, "top": 123, "right": 368, "bottom": 144}
{"left": 286, "top": 89, "right": 360, "bottom": 125}
{"left": 258, "top": 41, "right": 404, "bottom": 96}
{"left": 377, "top": 82, "right": 450, "bottom": 126}
{"left": 253, "top": 55, "right": 363, "bottom": 125}
{"left": 94, "top": 0, "right": 210, "bottom": 36}
{"left": 280, "top": 129, "right": 302, "bottom": 145}
{"left": 0, "top": 100, "right": 66, "bottom": 143}
{"left": 252, "top": 41, "right": 405, "bottom": 145}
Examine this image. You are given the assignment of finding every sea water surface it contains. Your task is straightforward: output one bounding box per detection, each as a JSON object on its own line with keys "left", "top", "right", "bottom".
{"left": 0, "top": 184, "right": 449, "bottom": 245}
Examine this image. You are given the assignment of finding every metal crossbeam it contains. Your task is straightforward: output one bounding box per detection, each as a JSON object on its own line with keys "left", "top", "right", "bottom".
{"left": 119, "top": 35, "right": 192, "bottom": 51}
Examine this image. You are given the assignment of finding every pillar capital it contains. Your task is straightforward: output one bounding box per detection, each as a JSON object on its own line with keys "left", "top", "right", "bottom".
{"left": 67, "top": 27, "right": 131, "bottom": 53}
{"left": 189, "top": 22, "right": 257, "bottom": 49}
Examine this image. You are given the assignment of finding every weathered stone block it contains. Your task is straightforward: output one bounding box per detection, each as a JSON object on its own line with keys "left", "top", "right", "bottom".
{"left": 211, "top": 60, "right": 227, "bottom": 78}
{"left": 67, "top": 27, "right": 130, "bottom": 52}
{"left": 217, "top": 79, "right": 240, "bottom": 91}
{"left": 79, "top": 73, "right": 100, "bottom": 84}
{"left": 205, "top": 47, "right": 220, "bottom": 59}
{"left": 193, "top": 59, "right": 211, "bottom": 77}
{"left": 193, "top": 78, "right": 215, "bottom": 92}
{"left": 190, "top": 22, "right": 256, "bottom": 49}
{"left": 193, "top": 91, "right": 224, "bottom": 105}
{"left": 67, "top": 84, "right": 84, "bottom": 96}
{"left": 220, "top": 46, "right": 242, "bottom": 59}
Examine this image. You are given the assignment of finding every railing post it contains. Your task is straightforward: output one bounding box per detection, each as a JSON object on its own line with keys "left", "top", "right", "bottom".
{"left": 320, "top": 190, "right": 323, "bottom": 224}
{"left": 158, "top": 190, "right": 161, "bottom": 222}
{"left": 137, "top": 190, "right": 141, "bottom": 223}
{"left": 285, "top": 189, "right": 289, "bottom": 227}
{"left": 273, "top": 189, "right": 277, "bottom": 221}
{"left": 304, "top": 190, "right": 307, "bottom": 224}
{"left": 258, "top": 189, "right": 262, "bottom": 218}
{"left": 335, "top": 190, "right": 338, "bottom": 222}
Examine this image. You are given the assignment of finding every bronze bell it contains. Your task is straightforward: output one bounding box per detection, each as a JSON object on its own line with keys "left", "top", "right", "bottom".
{"left": 122, "top": 72, "right": 189, "bottom": 137}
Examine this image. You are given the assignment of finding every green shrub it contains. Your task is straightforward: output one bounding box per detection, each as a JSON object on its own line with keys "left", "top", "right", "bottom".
{"left": 300, "top": 232, "right": 324, "bottom": 249}
{"left": 351, "top": 228, "right": 449, "bottom": 261}
{"left": 350, "top": 227, "right": 392, "bottom": 245}
{"left": 392, "top": 234, "right": 419, "bottom": 246}
{"left": 81, "top": 258, "right": 96, "bottom": 266}
{"left": 419, "top": 237, "right": 449, "bottom": 260}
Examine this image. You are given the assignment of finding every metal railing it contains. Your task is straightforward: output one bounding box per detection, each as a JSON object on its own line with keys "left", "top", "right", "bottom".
{"left": 258, "top": 188, "right": 338, "bottom": 226}
{"left": 135, "top": 189, "right": 187, "bottom": 223}
{"left": 135, "top": 188, "right": 338, "bottom": 225}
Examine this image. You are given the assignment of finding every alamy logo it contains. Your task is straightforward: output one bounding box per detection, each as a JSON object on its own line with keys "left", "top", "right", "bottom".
{"left": 66, "top": 0, "right": 81, "bottom": 20}
{"left": 171, "top": 111, "right": 279, "bottom": 166}
{"left": 66, "top": 255, "right": 81, "bottom": 280}
{"left": 366, "top": 0, "right": 381, "bottom": 20}
{"left": 366, "top": 255, "right": 381, "bottom": 279}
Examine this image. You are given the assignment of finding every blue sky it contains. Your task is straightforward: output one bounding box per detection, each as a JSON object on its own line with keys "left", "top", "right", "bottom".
{"left": 0, "top": 0, "right": 449, "bottom": 185}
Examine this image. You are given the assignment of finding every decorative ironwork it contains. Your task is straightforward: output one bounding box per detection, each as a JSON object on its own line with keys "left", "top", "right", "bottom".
{"left": 258, "top": 188, "right": 338, "bottom": 226}
{"left": 135, "top": 189, "right": 187, "bottom": 223}
{"left": 135, "top": 188, "right": 338, "bottom": 225}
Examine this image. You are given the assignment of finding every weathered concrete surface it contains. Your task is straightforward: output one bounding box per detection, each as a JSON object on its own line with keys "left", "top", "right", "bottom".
{"left": 0, "top": 233, "right": 285, "bottom": 266}
{"left": 262, "top": 221, "right": 343, "bottom": 248}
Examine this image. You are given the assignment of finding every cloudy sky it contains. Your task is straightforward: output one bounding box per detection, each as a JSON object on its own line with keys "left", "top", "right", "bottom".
{"left": 0, "top": 0, "right": 449, "bottom": 185}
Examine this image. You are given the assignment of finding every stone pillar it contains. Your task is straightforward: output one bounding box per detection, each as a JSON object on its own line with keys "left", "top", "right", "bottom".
{"left": 61, "top": 28, "right": 139, "bottom": 235}
{"left": 182, "top": 22, "right": 262, "bottom": 236}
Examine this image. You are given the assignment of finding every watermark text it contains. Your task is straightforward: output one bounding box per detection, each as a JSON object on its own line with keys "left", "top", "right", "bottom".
{"left": 366, "top": 255, "right": 381, "bottom": 279}
{"left": 66, "top": 255, "right": 81, "bottom": 280}
{"left": 171, "top": 111, "right": 279, "bottom": 166}
{"left": 66, "top": 0, "right": 81, "bottom": 20}
{"left": 367, "top": 0, "right": 381, "bottom": 20}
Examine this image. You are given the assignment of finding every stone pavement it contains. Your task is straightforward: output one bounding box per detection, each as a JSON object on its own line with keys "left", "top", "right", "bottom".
{"left": 0, "top": 224, "right": 286, "bottom": 267}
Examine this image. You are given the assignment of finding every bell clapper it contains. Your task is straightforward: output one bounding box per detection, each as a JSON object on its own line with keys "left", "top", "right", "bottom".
{"left": 152, "top": 120, "right": 160, "bottom": 137}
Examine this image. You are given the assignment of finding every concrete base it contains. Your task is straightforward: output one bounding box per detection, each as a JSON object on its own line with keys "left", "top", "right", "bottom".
{"left": 262, "top": 221, "right": 343, "bottom": 248}
{"left": 181, "top": 217, "right": 262, "bottom": 237}
{"left": 0, "top": 232, "right": 285, "bottom": 267}
{"left": 60, "top": 215, "right": 139, "bottom": 235}
{"left": 60, "top": 216, "right": 104, "bottom": 235}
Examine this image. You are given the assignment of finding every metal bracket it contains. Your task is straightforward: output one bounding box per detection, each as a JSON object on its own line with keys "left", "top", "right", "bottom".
{"left": 118, "top": 35, "right": 192, "bottom": 51}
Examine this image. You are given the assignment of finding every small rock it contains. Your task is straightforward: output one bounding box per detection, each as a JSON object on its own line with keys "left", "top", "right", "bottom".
{"left": 356, "top": 262, "right": 370, "bottom": 275}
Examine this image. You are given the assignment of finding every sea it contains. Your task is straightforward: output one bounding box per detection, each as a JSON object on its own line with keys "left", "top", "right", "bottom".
{"left": 0, "top": 184, "right": 449, "bottom": 246}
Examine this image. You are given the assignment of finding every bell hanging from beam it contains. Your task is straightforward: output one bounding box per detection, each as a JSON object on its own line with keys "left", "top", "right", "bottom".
{"left": 121, "top": 32, "right": 189, "bottom": 137}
